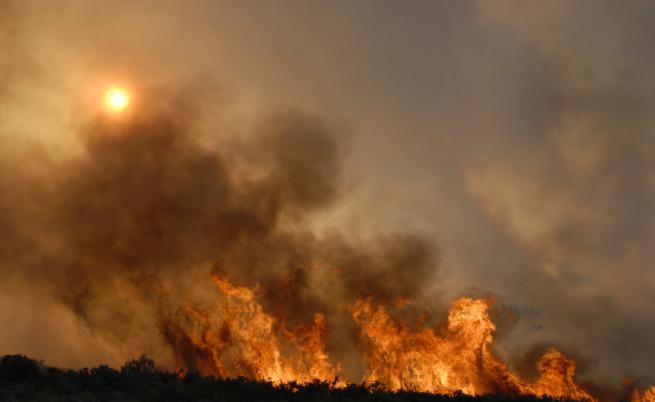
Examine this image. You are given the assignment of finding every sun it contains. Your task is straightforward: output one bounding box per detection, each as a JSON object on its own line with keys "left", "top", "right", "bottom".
{"left": 104, "top": 87, "right": 130, "bottom": 112}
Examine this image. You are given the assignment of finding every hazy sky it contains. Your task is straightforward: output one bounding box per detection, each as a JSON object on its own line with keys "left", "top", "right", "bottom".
{"left": 1, "top": 0, "right": 654, "bottom": 388}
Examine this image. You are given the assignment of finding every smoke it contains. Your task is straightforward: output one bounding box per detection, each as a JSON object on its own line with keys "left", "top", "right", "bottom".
{"left": 0, "top": 80, "right": 439, "bottom": 378}
{"left": 461, "top": 1, "right": 655, "bottom": 383}
{"left": 1, "top": 0, "right": 655, "bottom": 395}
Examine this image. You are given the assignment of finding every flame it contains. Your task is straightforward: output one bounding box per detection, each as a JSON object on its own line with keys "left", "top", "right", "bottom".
{"left": 161, "top": 275, "right": 599, "bottom": 400}
{"left": 162, "top": 275, "right": 339, "bottom": 384}
{"left": 351, "top": 297, "right": 588, "bottom": 397}
{"left": 629, "top": 383, "right": 655, "bottom": 402}
{"left": 532, "top": 350, "right": 593, "bottom": 400}
{"left": 352, "top": 298, "right": 594, "bottom": 399}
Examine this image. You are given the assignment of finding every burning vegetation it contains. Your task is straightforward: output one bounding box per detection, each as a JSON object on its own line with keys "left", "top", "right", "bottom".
{"left": 162, "top": 275, "right": 338, "bottom": 384}
{"left": 160, "top": 273, "right": 596, "bottom": 400}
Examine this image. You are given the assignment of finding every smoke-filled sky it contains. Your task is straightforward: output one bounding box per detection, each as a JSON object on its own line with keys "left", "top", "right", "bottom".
{"left": 1, "top": 0, "right": 654, "bottom": 391}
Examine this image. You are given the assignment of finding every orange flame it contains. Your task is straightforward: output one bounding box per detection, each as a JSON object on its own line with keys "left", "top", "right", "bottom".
{"left": 162, "top": 275, "right": 339, "bottom": 384}
{"left": 630, "top": 384, "right": 655, "bottom": 402}
{"left": 352, "top": 297, "right": 592, "bottom": 399}
{"left": 163, "top": 275, "right": 599, "bottom": 400}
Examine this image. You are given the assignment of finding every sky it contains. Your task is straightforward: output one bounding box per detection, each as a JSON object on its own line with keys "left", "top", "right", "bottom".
{"left": 0, "top": 0, "right": 654, "bottom": 389}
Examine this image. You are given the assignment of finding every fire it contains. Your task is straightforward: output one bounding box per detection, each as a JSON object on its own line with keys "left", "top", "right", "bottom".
{"left": 162, "top": 275, "right": 598, "bottom": 400}
{"left": 633, "top": 388, "right": 655, "bottom": 402}
{"left": 162, "top": 275, "right": 339, "bottom": 384}
{"left": 352, "top": 298, "right": 591, "bottom": 399}
{"left": 533, "top": 350, "right": 593, "bottom": 400}
{"left": 629, "top": 382, "right": 655, "bottom": 402}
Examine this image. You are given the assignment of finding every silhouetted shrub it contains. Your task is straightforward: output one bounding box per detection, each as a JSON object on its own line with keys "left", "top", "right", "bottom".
{"left": 120, "top": 354, "right": 157, "bottom": 376}
{"left": 0, "top": 354, "right": 40, "bottom": 383}
{"left": 0, "top": 354, "right": 584, "bottom": 402}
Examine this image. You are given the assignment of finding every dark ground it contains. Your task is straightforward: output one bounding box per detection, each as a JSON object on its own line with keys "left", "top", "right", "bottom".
{"left": 0, "top": 354, "right": 585, "bottom": 402}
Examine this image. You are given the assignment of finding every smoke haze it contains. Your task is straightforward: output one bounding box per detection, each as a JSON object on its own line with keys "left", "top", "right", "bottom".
{"left": 0, "top": 0, "right": 654, "bottom": 395}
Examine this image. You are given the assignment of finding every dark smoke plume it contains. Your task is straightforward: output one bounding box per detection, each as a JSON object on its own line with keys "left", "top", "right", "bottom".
{"left": 0, "top": 87, "right": 438, "bottom": 378}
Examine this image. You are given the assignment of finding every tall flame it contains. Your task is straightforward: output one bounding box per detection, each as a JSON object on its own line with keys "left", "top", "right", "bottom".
{"left": 352, "top": 298, "right": 592, "bottom": 399}
{"left": 162, "top": 275, "right": 600, "bottom": 400}
{"left": 162, "top": 275, "right": 339, "bottom": 384}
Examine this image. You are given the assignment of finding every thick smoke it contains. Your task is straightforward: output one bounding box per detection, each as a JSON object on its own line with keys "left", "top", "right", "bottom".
{"left": 0, "top": 87, "right": 438, "bottom": 378}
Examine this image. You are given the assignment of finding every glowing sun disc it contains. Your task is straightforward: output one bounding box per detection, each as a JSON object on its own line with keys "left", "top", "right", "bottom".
{"left": 105, "top": 88, "right": 130, "bottom": 112}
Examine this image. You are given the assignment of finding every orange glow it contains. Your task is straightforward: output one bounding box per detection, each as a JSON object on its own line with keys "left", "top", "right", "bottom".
{"left": 631, "top": 385, "right": 655, "bottom": 402}
{"left": 162, "top": 275, "right": 340, "bottom": 385}
{"left": 162, "top": 275, "right": 597, "bottom": 400}
{"left": 351, "top": 297, "right": 592, "bottom": 399}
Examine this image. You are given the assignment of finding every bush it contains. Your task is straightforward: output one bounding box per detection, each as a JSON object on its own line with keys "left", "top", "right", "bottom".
{"left": 0, "top": 354, "right": 41, "bottom": 383}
